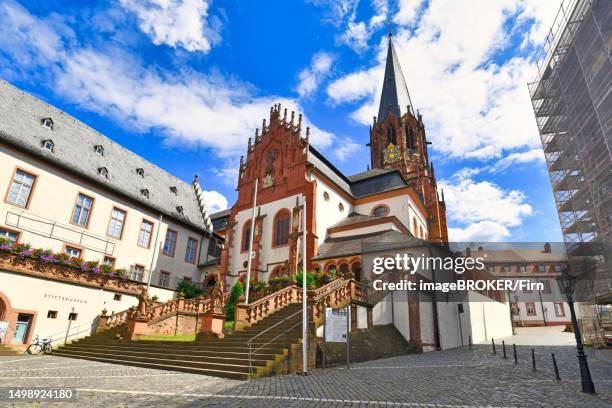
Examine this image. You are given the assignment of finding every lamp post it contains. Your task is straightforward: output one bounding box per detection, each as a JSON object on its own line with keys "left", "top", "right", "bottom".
{"left": 556, "top": 268, "right": 596, "bottom": 394}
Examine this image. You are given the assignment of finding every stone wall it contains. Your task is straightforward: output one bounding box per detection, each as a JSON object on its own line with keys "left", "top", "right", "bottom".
{"left": 316, "top": 324, "right": 419, "bottom": 367}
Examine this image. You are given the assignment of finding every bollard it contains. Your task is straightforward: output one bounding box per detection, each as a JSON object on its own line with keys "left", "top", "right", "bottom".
{"left": 468, "top": 335, "right": 472, "bottom": 350}
{"left": 513, "top": 344, "right": 518, "bottom": 364}
{"left": 531, "top": 349, "right": 536, "bottom": 371}
{"left": 502, "top": 341, "right": 507, "bottom": 359}
{"left": 492, "top": 338, "right": 496, "bottom": 354}
{"left": 552, "top": 353, "right": 561, "bottom": 380}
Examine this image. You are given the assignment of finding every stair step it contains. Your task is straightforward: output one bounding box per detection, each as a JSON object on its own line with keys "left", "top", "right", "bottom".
{"left": 57, "top": 347, "right": 273, "bottom": 366}
{"left": 60, "top": 343, "right": 287, "bottom": 354}
{"left": 60, "top": 345, "right": 279, "bottom": 360}
{"left": 53, "top": 352, "right": 249, "bottom": 380}
{"left": 53, "top": 349, "right": 261, "bottom": 373}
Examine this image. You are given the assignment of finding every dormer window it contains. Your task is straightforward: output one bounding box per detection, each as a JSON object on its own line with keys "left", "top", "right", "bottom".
{"left": 169, "top": 186, "right": 177, "bottom": 195}
{"left": 136, "top": 168, "right": 144, "bottom": 178}
{"left": 41, "top": 118, "right": 54, "bottom": 130}
{"left": 98, "top": 167, "right": 108, "bottom": 178}
{"left": 42, "top": 139, "right": 54, "bottom": 152}
{"left": 176, "top": 206, "right": 183, "bottom": 214}
{"left": 94, "top": 145, "right": 104, "bottom": 156}
{"left": 141, "top": 189, "right": 149, "bottom": 198}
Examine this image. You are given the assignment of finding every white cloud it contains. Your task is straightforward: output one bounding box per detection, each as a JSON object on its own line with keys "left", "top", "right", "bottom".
{"left": 440, "top": 176, "right": 533, "bottom": 242}
{"left": 333, "top": 138, "right": 362, "bottom": 161}
{"left": 202, "top": 190, "right": 228, "bottom": 213}
{"left": 0, "top": 2, "right": 334, "bottom": 160}
{"left": 214, "top": 166, "right": 239, "bottom": 187}
{"left": 340, "top": 21, "right": 371, "bottom": 53}
{"left": 448, "top": 220, "right": 511, "bottom": 242}
{"left": 327, "top": 0, "right": 562, "bottom": 160}
{"left": 393, "top": 0, "right": 424, "bottom": 25}
{"left": 118, "top": 0, "right": 220, "bottom": 53}
{"left": 296, "top": 52, "right": 335, "bottom": 99}
{"left": 491, "top": 148, "right": 545, "bottom": 172}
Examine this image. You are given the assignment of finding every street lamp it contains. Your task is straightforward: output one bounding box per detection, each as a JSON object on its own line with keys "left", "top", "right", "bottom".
{"left": 556, "top": 268, "right": 596, "bottom": 394}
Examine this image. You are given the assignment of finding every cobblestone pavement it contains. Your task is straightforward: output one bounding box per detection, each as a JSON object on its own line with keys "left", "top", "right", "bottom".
{"left": 0, "top": 341, "right": 610, "bottom": 407}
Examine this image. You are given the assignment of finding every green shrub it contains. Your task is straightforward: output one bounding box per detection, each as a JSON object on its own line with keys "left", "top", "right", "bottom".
{"left": 226, "top": 281, "right": 244, "bottom": 321}
{"left": 295, "top": 271, "right": 316, "bottom": 288}
{"left": 176, "top": 279, "right": 203, "bottom": 299}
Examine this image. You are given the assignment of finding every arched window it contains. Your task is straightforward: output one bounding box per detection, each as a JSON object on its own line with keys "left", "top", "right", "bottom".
{"left": 405, "top": 125, "right": 415, "bottom": 149}
{"left": 325, "top": 263, "right": 337, "bottom": 274}
{"left": 242, "top": 221, "right": 252, "bottom": 252}
{"left": 413, "top": 217, "right": 418, "bottom": 236}
{"left": 351, "top": 262, "right": 362, "bottom": 281}
{"left": 372, "top": 205, "right": 389, "bottom": 217}
{"left": 419, "top": 226, "right": 424, "bottom": 239}
{"left": 339, "top": 263, "right": 350, "bottom": 277}
{"left": 387, "top": 125, "right": 396, "bottom": 145}
{"left": 273, "top": 210, "right": 290, "bottom": 246}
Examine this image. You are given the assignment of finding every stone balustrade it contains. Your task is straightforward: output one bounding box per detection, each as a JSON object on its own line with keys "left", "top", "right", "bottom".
{"left": 234, "top": 285, "right": 303, "bottom": 330}
{"left": 0, "top": 252, "right": 143, "bottom": 295}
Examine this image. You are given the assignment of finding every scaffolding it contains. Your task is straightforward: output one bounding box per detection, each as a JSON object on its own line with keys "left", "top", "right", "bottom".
{"left": 528, "top": 0, "right": 611, "bottom": 305}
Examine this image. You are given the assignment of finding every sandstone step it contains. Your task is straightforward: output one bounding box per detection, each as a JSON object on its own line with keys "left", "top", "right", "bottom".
{"left": 60, "top": 345, "right": 279, "bottom": 361}
{"left": 60, "top": 342, "right": 288, "bottom": 355}
{"left": 55, "top": 349, "right": 268, "bottom": 367}
{"left": 53, "top": 348, "right": 267, "bottom": 373}
{"left": 52, "top": 352, "right": 250, "bottom": 380}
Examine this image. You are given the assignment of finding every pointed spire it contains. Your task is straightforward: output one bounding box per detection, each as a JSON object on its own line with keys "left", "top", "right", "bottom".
{"left": 378, "top": 34, "right": 413, "bottom": 122}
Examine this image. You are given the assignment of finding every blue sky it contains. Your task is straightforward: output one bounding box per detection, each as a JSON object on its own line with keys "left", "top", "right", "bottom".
{"left": 0, "top": 0, "right": 564, "bottom": 243}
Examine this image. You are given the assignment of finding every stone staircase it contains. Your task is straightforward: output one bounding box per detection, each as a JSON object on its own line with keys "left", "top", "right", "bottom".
{"left": 0, "top": 344, "right": 21, "bottom": 356}
{"left": 54, "top": 303, "right": 304, "bottom": 380}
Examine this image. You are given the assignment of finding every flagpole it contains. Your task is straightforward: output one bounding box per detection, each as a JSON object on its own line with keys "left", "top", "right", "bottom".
{"left": 244, "top": 178, "right": 258, "bottom": 305}
{"left": 302, "top": 194, "right": 308, "bottom": 374}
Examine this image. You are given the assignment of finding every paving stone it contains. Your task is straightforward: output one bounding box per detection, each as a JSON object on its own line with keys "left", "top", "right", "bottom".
{"left": 0, "top": 339, "right": 609, "bottom": 407}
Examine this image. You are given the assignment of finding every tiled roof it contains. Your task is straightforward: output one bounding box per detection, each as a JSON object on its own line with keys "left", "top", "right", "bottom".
{"left": 308, "top": 145, "right": 411, "bottom": 198}
{"left": 468, "top": 249, "right": 568, "bottom": 263}
{"left": 0, "top": 80, "right": 209, "bottom": 232}
{"left": 329, "top": 212, "right": 382, "bottom": 229}
{"left": 314, "top": 229, "right": 421, "bottom": 260}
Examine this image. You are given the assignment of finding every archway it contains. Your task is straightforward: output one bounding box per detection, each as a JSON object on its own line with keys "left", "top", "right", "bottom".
{"left": 203, "top": 273, "right": 216, "bottom": 291}
{"left": 351, "top": 262, "right": 362, "bottom": 282}
{"left": 339, "top": 263, "right": 350, "bottom": 278}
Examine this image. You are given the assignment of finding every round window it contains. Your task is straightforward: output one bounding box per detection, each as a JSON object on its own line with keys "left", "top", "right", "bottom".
{"left": 372, "top": 205, "right": 389, "bottom": 217}
{"left": 323, "top": 191, "right": 330, "bottom": 201}
{"left": 338, "top": 203, "right": 344, "bottom": 212}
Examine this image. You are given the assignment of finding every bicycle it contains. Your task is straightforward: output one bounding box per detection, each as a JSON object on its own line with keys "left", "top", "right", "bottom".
{"left": 25, "top": 335, "right": 53, "bottom": 355}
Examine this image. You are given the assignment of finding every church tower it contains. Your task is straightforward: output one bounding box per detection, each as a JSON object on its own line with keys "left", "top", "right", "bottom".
{"left": 369, "top": 34, "right": 448, "bottom": 244}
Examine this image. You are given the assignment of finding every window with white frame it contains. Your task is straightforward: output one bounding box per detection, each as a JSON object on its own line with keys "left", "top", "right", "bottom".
{"left": 107, "top": 208, "right": 126, "bottom": 238}
{"left": 0, "top": 228, "right": 19, "bottom": 243}
{"left": 131, "top": 264, "right": 145, "bottom": 281}
{"left": 64, "top": 246, "right": 82, "bottom": 258}
{"left": 159, "top": 271, "right": 170, "bottom": 287}
{"left": 162, "top": 229, "right": 178, "bottom": 256}
{"left": 554, "top": 302, "right": 565, "bottom": 317}
{"left": 72, "top": 193, "right": 94, "bottom": 226}
{"left": 525, "top": 302, "right": 536, "bottom": 316}
{"left": 185, "top": 237, "right": 198, "bottom": 264}
{"left": 7, "top": 169, "right": 36, "bottom": 207}
{"left": 137, "top": 220, "right": 153, "bottom": 247}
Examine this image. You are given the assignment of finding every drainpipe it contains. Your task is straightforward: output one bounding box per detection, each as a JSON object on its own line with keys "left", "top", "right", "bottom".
{"left": 146, "top": 214, "right": 163, "bottom": 292}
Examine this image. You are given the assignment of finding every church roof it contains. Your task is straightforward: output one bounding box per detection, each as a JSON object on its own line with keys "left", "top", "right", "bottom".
{"left": 328, "top": 212, "right": 382, "bottom": 229}
{"left": 314, "top": 229, "right": 420, "bottom": 260}
{"left": 0, "top": 80, "right": 210, "bottom": 233}
{"left": 378, "top": 35, "right": 413, "bottom": 122}
{"left": 308, "top": 145, "right": 411, "bottom": 198}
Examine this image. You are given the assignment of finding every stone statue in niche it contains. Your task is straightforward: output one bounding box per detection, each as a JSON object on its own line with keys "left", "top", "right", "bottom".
{"left": 263, "top": 149, "right": 278, "bottom": 188}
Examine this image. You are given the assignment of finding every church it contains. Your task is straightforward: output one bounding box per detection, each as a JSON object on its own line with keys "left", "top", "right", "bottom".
{"left": 214, "top": 35, "right": 448, "bottom": 287}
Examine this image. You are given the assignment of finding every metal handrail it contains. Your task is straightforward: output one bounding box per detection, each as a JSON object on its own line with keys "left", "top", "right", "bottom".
{"left": 42, "top": 322, "right": 95, "bottom": 345}
{"left": 246, "top": 307, "right": 309, "bottom": 378}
